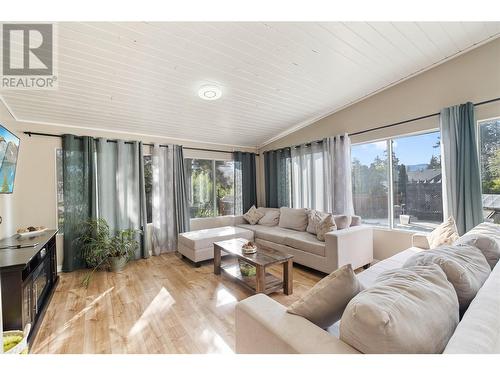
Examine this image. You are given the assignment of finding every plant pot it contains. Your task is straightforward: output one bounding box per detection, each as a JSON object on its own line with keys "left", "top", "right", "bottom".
{"left": 400, "top": 214, "right": 411, "bottom": 225}
{"left": 108, "top": 256, "right": 128, "bottom": 272}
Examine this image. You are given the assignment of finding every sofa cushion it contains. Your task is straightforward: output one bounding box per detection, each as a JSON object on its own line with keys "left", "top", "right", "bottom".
{"left": 178, "top": 226, "right": 254, "bottom": 250}
{"left": 257, "top": 208, "right": 281, "bottom": 226}
{"left": 340, "top": 265, "right": 459, "bottom": 354}
{"left": 284, "top": 231, "right": 326, "bottom": 257}
{"left": 333, "top": 215, "right": 351, "bottom": 230}
{"left": 279, "top": 207, "right": 308, "bottom": 231}
{"left": 316, "top": 214, "right": 336, "bottom": 241}
{"left": 403, "top": 244, "right": 491, "bottom": 312}
{"left": 428, "top": 216, "right": 459, "bottom": 249}
{"left": 444, "top": 262, "right": 500, "bottom": 353}
{"left": 306, "top": 209, "right": 328, "bottom": 234}
{"left": 243, "top": 205, "right": 264, "bottom": 225}
{"left": 287, "top": 264, "right": 362, "bottom": 329}
{"left": 254, "top": 226, "right": 291, "bottom": 245}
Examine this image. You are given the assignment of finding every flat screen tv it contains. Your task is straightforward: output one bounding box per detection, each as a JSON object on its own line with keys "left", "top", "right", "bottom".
{"left": 0, "top": 124, "right": 20, "bottom": 194}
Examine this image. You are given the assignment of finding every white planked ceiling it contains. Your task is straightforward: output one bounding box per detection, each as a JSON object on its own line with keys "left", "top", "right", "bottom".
{"left": 1, "top": 22, "right": 499, "bottom": 148}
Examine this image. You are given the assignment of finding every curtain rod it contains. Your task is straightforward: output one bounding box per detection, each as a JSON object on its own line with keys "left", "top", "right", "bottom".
{"left": 349, "top": 97, "right": 500, "bottom": 137}
{"left": 264, "top": 96, "right": 500, "bottom": 153}
{"left": 22, "top": 131, "right": 258, "bottom": 155}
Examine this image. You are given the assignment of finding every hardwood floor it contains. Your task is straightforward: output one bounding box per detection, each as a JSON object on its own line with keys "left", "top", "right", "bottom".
{"left": 31, "top": 253, "right": 324, "bottom": 354}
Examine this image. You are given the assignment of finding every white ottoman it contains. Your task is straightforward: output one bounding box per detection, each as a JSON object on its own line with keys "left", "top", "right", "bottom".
{"left": 178, "top": 226, "right": 254, "bottom": 266}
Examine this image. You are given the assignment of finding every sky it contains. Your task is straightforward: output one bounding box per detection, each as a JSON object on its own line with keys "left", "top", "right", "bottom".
{"left": 352, "top": 131, "right": 440, "bottom": 166}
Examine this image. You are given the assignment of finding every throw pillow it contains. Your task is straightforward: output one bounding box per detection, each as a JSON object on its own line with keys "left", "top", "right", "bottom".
{"left": 316, "top": 214, "right": 336, "bottom": 241}
{"left": 428, "top": 216, "right": 459, "bottom": 249}
{"left": 455, "top": 234, "right": 500, "bottom": 270}
{"left": 257, "top": 208, "right": 281, "bottom": 226}
{"left": 306, "top": 209, "right": 328, "bottom": 234}
{"left": 243, "top": 205, "right": 264, "bottom": 225}
{"left": 278, "top": 207, "right": 308, "bottom": 231}
{"left": 334, "top": 215, "right": 352, "bottom": 230}
{"left": 350, "top": 215, "right": 362, "bottom": 226}
{"left": 403, "top": 244, "right": 491, "bottom": 313}
{"left": 340, "top": 265, "right": 459, "bottom": 354}
{"left": 287, "top": 264, "right": 362, "bottom": 329}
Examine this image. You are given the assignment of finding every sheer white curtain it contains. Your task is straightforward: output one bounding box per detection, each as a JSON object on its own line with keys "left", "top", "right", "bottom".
{"left": 291, "top": 142, "right": 325, "bottom": 210}
{"left": 152, "top": 144, "right": 176, "bottom": 255}
{"left": 291, "top": 134, "right": 354, "bottom": 215}
{"left": 323, "top": 134, "right": 354, "bottom": 215}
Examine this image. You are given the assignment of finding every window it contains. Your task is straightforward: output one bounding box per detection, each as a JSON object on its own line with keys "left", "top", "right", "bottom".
{"left": 351, "top": 141, "right": 389, "bottom": 227}
{"left": 351, "top": 131, "right": 443, "bottom": 231}
{"left": 144, "top": 155, "right": 152, "bottom": 223}
{"left": 478, "top": 117, "right": 500, "bottom": 223}
{"left": 391, "top": 132, "right": 443, "bottom": 231}
{"left": 184, "top": 158, "right": 236, "bottom": 218}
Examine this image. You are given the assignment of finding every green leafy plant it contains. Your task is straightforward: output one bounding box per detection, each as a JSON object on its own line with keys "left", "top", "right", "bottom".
{"left": 77, "top": 218, "right": 140, "bottom": 288}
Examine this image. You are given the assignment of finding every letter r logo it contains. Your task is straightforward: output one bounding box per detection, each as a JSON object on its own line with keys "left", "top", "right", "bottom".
{"left": 2, "top": 24, "right": 53, "bottom": 76}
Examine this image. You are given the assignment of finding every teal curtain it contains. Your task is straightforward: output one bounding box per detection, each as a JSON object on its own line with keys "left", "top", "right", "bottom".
{"left": 96, "top": 139, "right": 150, "bottom": 259}
{"left": 440, "top": 102, "right": 483, "bottom": 235}
{"left": 234, "top": 152, "right": 257, "bottom": 213}
{"left": 62, "top": 135, "right": 97, "bottom": 272}
{"left": 264, "top": 148, "right": 291, "bottom": 208}
{"left": 173, "top": 146, "right": 190, "bottom": 234}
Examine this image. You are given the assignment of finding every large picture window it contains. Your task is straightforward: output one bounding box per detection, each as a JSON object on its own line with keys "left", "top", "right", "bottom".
{"left": 351, "top": 131, "right": 443, "bottom": 232}
{"left": 351, "top": 141, "right": 389, "bottom": 227}
{"left": 478, "top": 117, "right": 500, "bottom": 223}
{"left": 184, "top": 158, "right": 236, "bottom": 218}
{"left": 391, "top": 131, "right": 443, "bottom": 231}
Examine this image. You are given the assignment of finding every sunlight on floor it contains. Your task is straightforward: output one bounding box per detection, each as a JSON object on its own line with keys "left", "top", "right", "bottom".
{"left": 128, "top": 287, "right": 176, "bottom": 338}
{"left": 199, "top": 328, "right": 233, "bottom": 353}
{"left": 215, "top": 286, "right": 237, "bottom": 307}
{"left": 32, "top": 286, "right": 115, "bottom": 353}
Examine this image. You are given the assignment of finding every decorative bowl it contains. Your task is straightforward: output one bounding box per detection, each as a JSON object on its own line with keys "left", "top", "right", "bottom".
{"left": 238, "top": 259, "right": 256, "bottom": 277}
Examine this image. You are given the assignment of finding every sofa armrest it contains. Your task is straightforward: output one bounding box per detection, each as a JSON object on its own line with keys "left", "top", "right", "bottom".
{"left": 412, "top": 233, "right": 430, "bottom": 249}
{"left": 324, "top": 225, "right": 374, "bottom": 270}
{"left": 235, "top": 294, "right": 360, "bottom": 354}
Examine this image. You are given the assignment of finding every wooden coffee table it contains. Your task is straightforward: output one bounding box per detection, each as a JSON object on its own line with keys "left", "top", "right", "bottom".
{"left": 213, "top": 238, "right": 293, "bottom": 295}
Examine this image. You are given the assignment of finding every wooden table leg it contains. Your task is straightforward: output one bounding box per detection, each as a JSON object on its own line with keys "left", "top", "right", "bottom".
{"left": 283, "top": 259, "right": 293, "bottom": 295}
{"left": 255, "top": 265, "right": 266, "bottom": 294}
{"left": 214, "top": 245, "right": 221, "bottom": 275}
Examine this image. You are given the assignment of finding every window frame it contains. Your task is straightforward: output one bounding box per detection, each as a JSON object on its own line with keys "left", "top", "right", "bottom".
{"left": 184, "top": 157, "right": 237, "bottom": 219}
{"left": 351, "top": 128, "right": 443, "bottom": 232}
{"left": 476, "top": 115, "right": 500, "bottom": 222}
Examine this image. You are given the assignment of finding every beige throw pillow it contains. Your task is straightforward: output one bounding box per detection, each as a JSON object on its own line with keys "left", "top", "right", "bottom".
{"left": 316, "top": 214, "right": 336, "bottom": 241}
{"left": 306, "top": 209, "right": 328, "bottom": 234}
{"left": 455, "top": 233, "right": 500, "bottom": 270}
{"left": 287, "top": 264, "right": 362, "bottom": 329}
{"left": 257, "top": 208, "right": 280, "bottom": 226}
{"left": 403, "top": 244, "right": 491, "bottom": 313}
{"left": 350, "top": 215, "right": 362, "bottom": 226}
{"left": 243, "top": 205, "right": 264, "bottom": 225}
{"left": 334, "top": 215, "right": 352, "bottom": 230}
{"left": 340, "top": 265, "right": 459, "bottom": 354}
{"left": 278, "top": 207, "right": 308, "bottom": 231}
{"left": 428, "top": 216, "right": 459, "bottom": 249}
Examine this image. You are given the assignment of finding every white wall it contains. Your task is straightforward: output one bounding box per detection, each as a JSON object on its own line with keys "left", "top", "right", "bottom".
{"left": 257, "top": 37, "right": 500, "bottom": 258}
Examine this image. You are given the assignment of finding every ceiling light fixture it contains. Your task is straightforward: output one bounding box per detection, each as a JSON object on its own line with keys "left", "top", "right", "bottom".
{"left": 198, "top": 84, "right": 222, "bottom": 101}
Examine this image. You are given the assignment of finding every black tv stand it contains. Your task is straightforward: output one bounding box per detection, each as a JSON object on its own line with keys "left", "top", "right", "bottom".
{"left": 0, "top": 230, "right": 59, "bottom": 345}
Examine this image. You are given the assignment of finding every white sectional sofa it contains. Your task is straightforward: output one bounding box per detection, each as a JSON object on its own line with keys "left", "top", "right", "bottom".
{"left": 178, "top": 207, "right": 373, "bottom": 274}
{"left": 235, "top": 222, "right": 500, "bottom": 354}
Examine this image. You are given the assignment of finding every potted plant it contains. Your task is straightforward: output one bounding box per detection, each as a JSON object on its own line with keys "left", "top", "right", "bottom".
{"left": 77, "top": 218, "right": 139, "bottom": 287}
